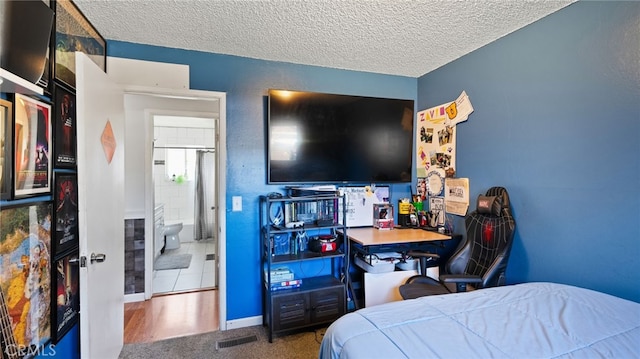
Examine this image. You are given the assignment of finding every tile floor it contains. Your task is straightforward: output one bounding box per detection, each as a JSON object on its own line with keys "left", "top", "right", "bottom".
{"left": 153, "top": 239, "right": 217, "bottom": 294}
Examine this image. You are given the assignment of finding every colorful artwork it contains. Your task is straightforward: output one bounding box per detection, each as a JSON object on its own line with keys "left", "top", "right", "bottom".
{"left": 0, "top": 202, "right": 52, "bottom": 348}
{"left": 0, "top": 99, "right": 12, "bottom": 200}
{"left": 51, "top": 252, "right": 79, "bottom": 343}
{"left": 415, "top": 91, "right": 473, "bottom": 178}
{"left": 13, "top": 94, "right": 52, "bottom": 198}
{"left": 53, "top": 173, "right": 78, "bottom": 256}
{"left": 54, "top": 85, "right": 77, "bottom": 168}
{"left": 55, "top": 0, "right": 106, "bottom": 89}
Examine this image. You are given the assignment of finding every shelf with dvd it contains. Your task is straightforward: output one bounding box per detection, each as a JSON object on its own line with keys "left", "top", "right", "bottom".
{"left": 259, "top": 190, "right": 348, "bottom": 342}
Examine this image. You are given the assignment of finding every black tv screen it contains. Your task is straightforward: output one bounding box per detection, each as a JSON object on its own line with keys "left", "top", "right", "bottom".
{"left": 268, "top": 89, "right": 414, "bottom": 184}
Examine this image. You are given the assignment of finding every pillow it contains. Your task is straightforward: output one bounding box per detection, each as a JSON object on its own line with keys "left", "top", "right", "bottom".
{"left": 477, "top": 195, "right": 502, "bottom": 216}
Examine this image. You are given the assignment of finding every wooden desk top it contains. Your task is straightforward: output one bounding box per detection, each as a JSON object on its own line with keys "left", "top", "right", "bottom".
{"left": 343, "top": 227, "right": 451, "bottom": 246}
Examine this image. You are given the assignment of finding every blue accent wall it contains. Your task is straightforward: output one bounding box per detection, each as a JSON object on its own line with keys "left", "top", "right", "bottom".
{"left": 100, "top": 0, "right": 639, "bottom": 329}
{"left": 107, "top": 42, "right": 417, "bottom": 320}
{"left": 418, "top": 1, "right": 639, "bottom": 301}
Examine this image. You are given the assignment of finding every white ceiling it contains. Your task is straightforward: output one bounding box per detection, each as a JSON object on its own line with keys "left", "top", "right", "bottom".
{"left": 74, "top": 0, "right": 576, "bottom": 78}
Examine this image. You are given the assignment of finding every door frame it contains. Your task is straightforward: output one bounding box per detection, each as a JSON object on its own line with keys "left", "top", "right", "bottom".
{"left": 125, "top": 86, "right": 227, "bottom": 330}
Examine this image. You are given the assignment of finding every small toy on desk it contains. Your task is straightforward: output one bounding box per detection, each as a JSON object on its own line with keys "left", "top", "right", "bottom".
{"left": 373, "top": 203, "right": 394, "bottom": 230}
{"left": 398, "top": 198, "right": 412, "bottom": 227}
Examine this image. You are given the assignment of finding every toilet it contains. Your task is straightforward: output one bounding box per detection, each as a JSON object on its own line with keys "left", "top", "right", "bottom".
{"left": 164, "top": 222, "right": 183, "bottom": 250}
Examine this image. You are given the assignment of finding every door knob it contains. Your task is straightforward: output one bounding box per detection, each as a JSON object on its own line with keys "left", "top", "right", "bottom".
{"left": 90, "top": 253, "right": 106, "bottom": 263}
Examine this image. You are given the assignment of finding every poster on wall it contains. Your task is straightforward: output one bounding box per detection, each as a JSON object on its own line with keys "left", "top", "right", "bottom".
{"left": 53, "top": 172, "right": 79, "bottom": 256}
{"left": 415, "top": 91, "right": 473, "bottom": 179}
{"left": 54, "top": 0, "right": 106, "bottom": 89}
{"left": 0, "top": 202, "right": 52, "bottom": 349}
{"left": 13, "top": 94, "right": 52, "bottom": 198}
{"left": 0, "top": 99, "right": 12, "bottom": 200}
{"left": 53, "top": 85, "right": 77, "bottom": 168}
{"left": 51, "top": 251, "right": 79, "bottom": 343}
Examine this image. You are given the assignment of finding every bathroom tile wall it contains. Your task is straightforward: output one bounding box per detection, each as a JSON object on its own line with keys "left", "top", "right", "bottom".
{"left": 124, "top": 218, "right": 145, "bottom": 294}
{"left": 154, "top": 126, "right": 215, "bottom": 224}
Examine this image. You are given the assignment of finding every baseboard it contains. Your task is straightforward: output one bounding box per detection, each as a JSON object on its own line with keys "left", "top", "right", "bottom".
{"left": 225, "top": 315, "right": 262, "bottom": 330}
{"left": 124, "top": 293, "right": 145, "bottom": 303}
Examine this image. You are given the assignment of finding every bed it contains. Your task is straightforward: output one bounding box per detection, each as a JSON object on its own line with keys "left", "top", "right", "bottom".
{"left": 319, "top": 282, "right": 640, "bottom": 358}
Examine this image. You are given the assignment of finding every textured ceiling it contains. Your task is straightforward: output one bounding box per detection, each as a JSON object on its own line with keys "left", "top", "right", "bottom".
{"left": 74, "top": 0, "right": 576, "bottom": 78}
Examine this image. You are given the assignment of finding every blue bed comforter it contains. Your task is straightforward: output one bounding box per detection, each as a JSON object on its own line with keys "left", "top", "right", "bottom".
{"left": 319, "top": 282, "right": 640, "bottom": 358}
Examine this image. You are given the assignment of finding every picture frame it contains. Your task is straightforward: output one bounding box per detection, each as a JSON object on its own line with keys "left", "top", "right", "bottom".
{"left": 0, "top": 201, "right": 52, "bottom": 348}
{"left": 53, "top": 85, "right": 77, "bottom": 168}
{"left": 13, "top": 94, "right": 53, "bottom": 199}
{"left": 50, "top": 250, "right": 79, "bottom": 344}
{"left": 53, "top": 172, "right": 79, "bottom": 256}
{"left": 54, "top": 0, "right": 106, "bottom": 89}
{"left": 0, "top": 99, "right": 12, "bottom": 200}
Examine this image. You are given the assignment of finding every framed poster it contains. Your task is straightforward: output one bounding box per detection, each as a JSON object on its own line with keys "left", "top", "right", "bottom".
{"left": 13, "top": 94, "right": 52, "bottom": 198}
{"left": 53, "top": 172, "right": 79, "bottom": 256}
{"left": 54, "top": 0, "right": 106, "bottom": 89}
{"left": 53, "top": 85, "right": 77, "bottom": 168}
{"left": 51, "top": 251, "right": 79, "bottom": 343}
{"left": 0, "top": 202, "right": 52, "bottom": 349}
{"left": 0, "top": 99, "right": 12, "bottom": 200}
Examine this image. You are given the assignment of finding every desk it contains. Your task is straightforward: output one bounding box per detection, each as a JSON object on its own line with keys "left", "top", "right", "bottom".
{"left": 341, "top": 228, "right": 458, "bottom": 308}
{"left": 346, "top": 227, "right": 451, "bottom": 246}
{"left": 345, "top": 227, "right": 452, "bottom": 263}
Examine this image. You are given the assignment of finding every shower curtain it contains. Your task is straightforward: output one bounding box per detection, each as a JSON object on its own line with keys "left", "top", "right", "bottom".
{"left": 194, "top": 150, "right": 215, "bottom": 241}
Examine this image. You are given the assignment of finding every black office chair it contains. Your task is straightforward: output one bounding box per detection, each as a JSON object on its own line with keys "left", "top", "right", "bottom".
{"left": 399, "top": 187, "right": 516, "bottom": 299}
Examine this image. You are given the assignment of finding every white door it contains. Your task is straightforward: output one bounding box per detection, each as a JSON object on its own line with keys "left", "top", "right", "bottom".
{"left": 75, "top": 52, "right": 125, "bottom": 358}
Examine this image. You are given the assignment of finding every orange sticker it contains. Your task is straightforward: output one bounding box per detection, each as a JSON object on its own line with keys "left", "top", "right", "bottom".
{"left": 101, "top": 120, "right": 116, "bottom": 164}
{"left": 445, "top": 102, "right": 457, "bottom": 120}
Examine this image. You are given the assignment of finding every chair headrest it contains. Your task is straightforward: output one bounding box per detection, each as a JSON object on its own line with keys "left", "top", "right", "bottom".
{"left": 485, "top": 186, "right": 510, "bottom": 209}
{"left": 477, "top": 195, "right": 503, "bottom": 217}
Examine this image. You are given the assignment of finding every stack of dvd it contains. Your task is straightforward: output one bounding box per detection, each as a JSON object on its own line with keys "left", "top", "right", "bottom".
{"left": 265, "top": 267, "right": 294, "bottom": 282}
{"left": 266, "top": 268, "right": 302, "bottom": 291}
{"left": 270, "top": 279, "right": 302, "bottom": 291}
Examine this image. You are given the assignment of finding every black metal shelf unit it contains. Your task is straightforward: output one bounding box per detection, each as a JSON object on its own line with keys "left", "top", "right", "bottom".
{"left": 259, "top": 191, "right": 348, "bottom": 342}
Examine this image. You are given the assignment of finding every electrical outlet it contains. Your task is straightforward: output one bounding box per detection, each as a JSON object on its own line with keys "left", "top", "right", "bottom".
{"left": 232, "top": 196, "right": 242, "bottom": 212}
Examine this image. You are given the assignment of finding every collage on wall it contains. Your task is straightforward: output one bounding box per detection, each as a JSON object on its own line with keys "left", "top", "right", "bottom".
{"left": 0, "top": 0, "right": 106, "bottom": 349}
{"left": 415, "top": 91, "right": 474, "bottom": 226}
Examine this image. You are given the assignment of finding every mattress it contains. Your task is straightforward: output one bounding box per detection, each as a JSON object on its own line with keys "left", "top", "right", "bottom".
{"left": 319, "top": 282, "right": 640, "bottom": 358}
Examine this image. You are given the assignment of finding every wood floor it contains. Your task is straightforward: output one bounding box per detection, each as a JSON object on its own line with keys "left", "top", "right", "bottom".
{"left": 123, "top": 289, "right": 219, "bottom": 343}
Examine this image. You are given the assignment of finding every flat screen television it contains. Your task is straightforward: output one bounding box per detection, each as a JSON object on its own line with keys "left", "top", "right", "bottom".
{"left": 268, "top": 89, "right": 414, "bottom": 184}
{"left": 0, "top": 0, "right": 54, "bottom": 86}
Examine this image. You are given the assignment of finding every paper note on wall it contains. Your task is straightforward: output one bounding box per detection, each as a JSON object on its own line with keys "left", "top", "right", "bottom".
{"left": 338, "top": 186, "right": 389, "bottom": 227}
{"left": 444, "top": 177, "right": 469, "bottom": 216}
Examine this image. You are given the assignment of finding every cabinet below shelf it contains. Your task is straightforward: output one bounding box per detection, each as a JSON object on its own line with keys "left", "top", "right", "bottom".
{"left": 268, "top": 280, "right": 346, "bottom": 334}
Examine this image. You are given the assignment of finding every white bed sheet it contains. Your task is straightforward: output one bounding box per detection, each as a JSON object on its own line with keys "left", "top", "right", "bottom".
{"left": 319, "top": 282, "right": 640, "bottom": 359}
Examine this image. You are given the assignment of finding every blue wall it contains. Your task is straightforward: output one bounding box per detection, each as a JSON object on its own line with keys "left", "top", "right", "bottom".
{"left": 418, "top": 1, "right": 639, "bottom": 301}
{"left": 107, "top": 43, "right": 417, "bottom": 320}
{"left": 104, "top": 1, "right": 639, "bottom": 328}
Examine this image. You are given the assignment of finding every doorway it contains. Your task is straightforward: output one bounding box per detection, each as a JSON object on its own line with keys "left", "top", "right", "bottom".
{"left": 152, "top": 114, "right": 218, "bottom": 294}
{"left": 120, "top": 88, "right": 228, "bottom": 331}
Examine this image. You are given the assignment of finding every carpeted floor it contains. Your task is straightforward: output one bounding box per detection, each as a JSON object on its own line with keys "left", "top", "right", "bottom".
{"left": 119, "top": 324, "right": 326, "bottom": 359}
